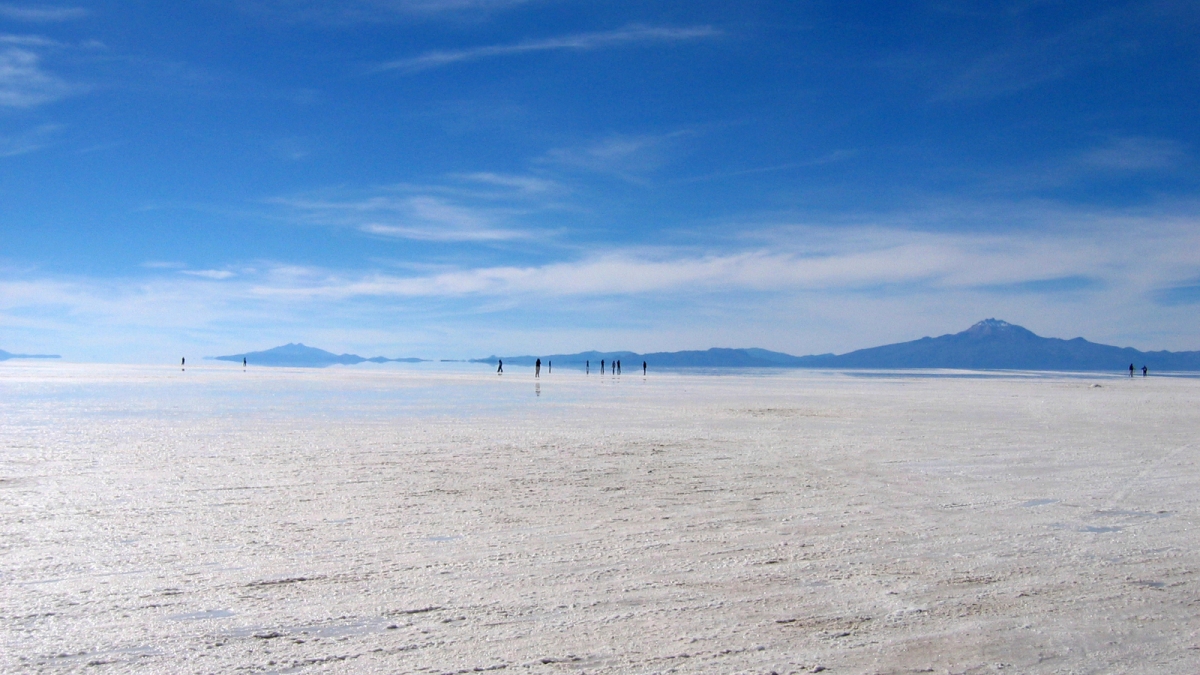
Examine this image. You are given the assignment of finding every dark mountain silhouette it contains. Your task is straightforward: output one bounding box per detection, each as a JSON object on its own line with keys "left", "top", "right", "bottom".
{"left": 474, "top": 319, "right": 1200, "bottom": 371}
{"left": 210, "top": 343, "right": 426, "bottom": 368}
{"left": 0, "top": 349, "right": 60, "bottom": 361}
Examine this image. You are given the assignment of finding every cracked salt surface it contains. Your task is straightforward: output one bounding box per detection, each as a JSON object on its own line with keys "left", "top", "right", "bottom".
{"left": 3, "top": 361, "right": 1200, "bottom": 673}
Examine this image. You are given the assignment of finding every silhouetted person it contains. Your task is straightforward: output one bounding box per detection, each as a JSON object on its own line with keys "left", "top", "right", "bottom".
{"left": 497, "top": 359, "right": 503, "bottom": 374}
{"left": 617, "top": 360, "right": 621, "bottom": 375}
{"left": 535, "top": 358, "right": 541, "bottom": 378}
{"left": 181, "top": 357, "right": 185, "bottom": 371}
{"left": 548, "top": 360, "right": 551, "bottom": 374}
{"left": 1130, "top": 363, "right": 1135, "bottom": 377}
{"left": 601, "top": 359, "right": 605, "bottom": 375}
{"left": 643, "top": 361, "right": 647, "bottom": 375}
{"left": 586, "top": 360, "right": 590, "bottom": 374}
{"left": 243, "top": 357, "right": 247, "bottom": 368}
{"left": 1142, "top": 365, "right": 1148, "bottom": 377}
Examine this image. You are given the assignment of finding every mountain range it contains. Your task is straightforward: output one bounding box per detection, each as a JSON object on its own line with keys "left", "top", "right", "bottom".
{"left": 209, "top": 343, "right": 426, "bottom": 367}
{"left": 474, "top": 319, "right": 1200, "bottom": 371}
{"left": 0, "top": 349, "right": 60, "bottom": 361}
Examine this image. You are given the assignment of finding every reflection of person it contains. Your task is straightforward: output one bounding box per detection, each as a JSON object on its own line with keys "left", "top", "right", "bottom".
{"left": 1129, "top": 363, "right": 1135, "bottom": 378}
{"left": 497, "top": 359, "right": 503, "bottom": 374}
{"left": 535, "top": 358, "right": 541, "bottom": 378}
{"left": 1142, "top": 365, "right": 1148, "bottom": 377}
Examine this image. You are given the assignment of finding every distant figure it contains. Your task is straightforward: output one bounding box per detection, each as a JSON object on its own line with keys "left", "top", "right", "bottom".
{"left": 1142, "top": 365, "right": 1148, "bottom": 377}
{"left": 535, "top": 358, "right": 541, "bottom": 378}
{"left": 181, "top": 357, "right": 185, "bottom": 371}
{"left": 601, "top": 359, "right": 605, "bottom": 375}
{"left": 586, "top": 360, "right": 590, "bottom": 374}
{"left": 243, "top": 357, "right": 247, "bottom": 368}
{"left": 548, "top": 360, "right": 551, "bottom": 374}
{"left": 1130, "top": 363, "right": 1135, "bottom": 377}
{"left": 617, "top": 360, "right": 621, "bottom": 375}
{"left": 497, "top": 359, "right": 503, "bottom": 374}
{"left": 643, "top": 361, "right": 647, "bottom": 375}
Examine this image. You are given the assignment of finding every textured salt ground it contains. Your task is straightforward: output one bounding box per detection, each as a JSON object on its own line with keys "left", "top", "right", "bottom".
{"left": 2, "top": 363, "right": 1199, "bottom": 674}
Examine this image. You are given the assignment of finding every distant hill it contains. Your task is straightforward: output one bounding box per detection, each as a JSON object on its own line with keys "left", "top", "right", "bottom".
{"left": 474, "top": 319, "right": 1200, "bottom": 371}
{"left": 472, "top": 347, "right": 806, "bottom": 368}
{"left": 795, "top": 319, "right": 1200, "bottom": 371}
{"left": 209, "top": 343, "right": 426, "bottom": 368}
{"left": 0, "top": 349, "right": 60, "bottom": 361}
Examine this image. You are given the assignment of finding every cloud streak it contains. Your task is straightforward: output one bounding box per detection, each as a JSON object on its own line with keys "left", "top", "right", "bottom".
{"left": 6, "top": 210, "right": 1200, "bottom": 358}
{"left": 0, "top": 4, "right": 87, "bottom": 22}
{"left": 272, "top": 174, "right": 564, "bottom": 242}
{"left": 0, "top": 46, "right": 75, "bottom": 107}
{"left": 0, "top": 122, "right": 60, "bottom": 156}
{"left": 379, "top": 24, "right": 720, "bottom": 72}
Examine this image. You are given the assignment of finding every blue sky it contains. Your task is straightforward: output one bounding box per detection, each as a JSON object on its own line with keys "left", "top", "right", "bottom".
{"left": 2, "top": 0, "right": 1199, "bottom": 362}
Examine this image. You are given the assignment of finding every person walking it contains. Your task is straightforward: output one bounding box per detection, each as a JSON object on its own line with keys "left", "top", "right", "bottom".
{"left": 643, "top": 361, "right": 647, "bottom": 376}
{"left": 1129, "top": 363, "right": 1135, "bottom": 377}
{"left": 497, "top": 359, "right": 503, "bottom": 374}
{"left": 535, "top": 358, "right": 541, "bottom": 378}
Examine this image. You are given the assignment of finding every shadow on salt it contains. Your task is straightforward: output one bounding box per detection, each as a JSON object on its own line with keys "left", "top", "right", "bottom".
{"left": 169, "top": 608, "right": 235, "bottom": 621}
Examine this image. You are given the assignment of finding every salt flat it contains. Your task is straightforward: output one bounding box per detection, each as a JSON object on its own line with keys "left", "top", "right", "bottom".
{"left": 2, "top": 362, "right": 1199, "bottom": 674}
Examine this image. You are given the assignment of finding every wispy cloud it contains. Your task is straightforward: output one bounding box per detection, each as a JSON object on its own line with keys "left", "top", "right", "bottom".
{"left": 226, "top": 213, "right": 1200, "bottom": 302}
{"left": 271, "top": 173, "right": 564, "bottom": 242}
{"left": 1082, "top": 137, "right": 1186, "bottom": 172}
{"left": 0, "top": 33, "right": 64, "bottom": 47}
{"left": 454, "top": 171, "right": 555, "bottom": 194}
{"left": 181, "top": 269, "right": 237, "bottom": 280}
{"left": 275, "top": 193, "right": 525, "bottom": 242}
{"left": 0, "top": 4, "right": 87, "bottom": 22}
{"left": 887, "top": 2, "right": 1189, "bottom": 103}
{"left": 387, "top": 0, "right": 535, "bottom": 13}
{"left": 240, "top": 0, "right": 537, "bottom": 24}
{"left": 0, "top": 46, "right": 75, "bottom": 107}
{"left": 379, "top": 24, "right": 720, "bottom": 72}
{"left": 540, "top": 130, "right": 696, "bottom": 182}
{"left": 0, "top": 122, "right": 60, "bottom": 156}
{"left": 6, "top": 207, "right": 1200, "bottom": 358}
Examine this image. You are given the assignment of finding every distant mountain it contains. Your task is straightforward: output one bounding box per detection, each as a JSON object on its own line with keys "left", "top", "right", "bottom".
{"left": 209, "top": 343, "right": 427, "bottom": 368}
{"left": 474, "top": 320, "right": 1200, "bottom": 371}
{"left": 0, "top": 349, "right": 60, "bottom": 361}
{"left": 472, "top": 347, "right": 807, "bottom": 368}
{"left": 795, "top": 319, "right": 1200, "bottom": 371}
